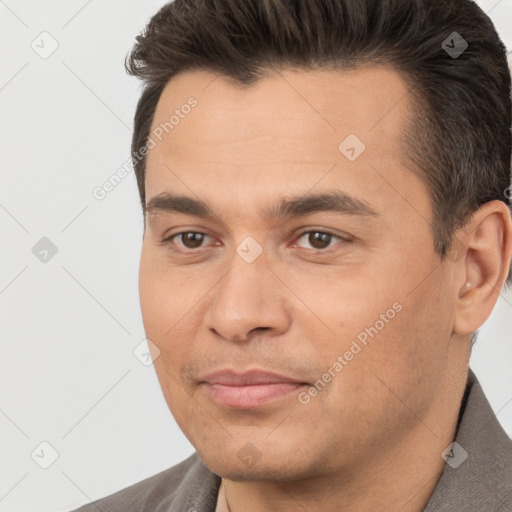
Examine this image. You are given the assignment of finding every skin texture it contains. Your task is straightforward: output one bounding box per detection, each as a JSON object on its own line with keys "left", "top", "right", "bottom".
{"left": 139, "top": 67, "right": 512, "bottom": 512}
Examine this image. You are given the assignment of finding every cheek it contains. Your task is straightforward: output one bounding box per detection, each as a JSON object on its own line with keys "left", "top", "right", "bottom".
{"left": 139, "top": 253, "right": 199, "bottom": 422}
{"left": 138, "top": 258, "right": 194, "bottom": 408}
{"left": 285, "top": 267, "right": 404, "bottom": 359}
{"left": 138, "top": 248, "right": 216, "bottom": 389}
{"left": 139, "top": 248, "right": 197, "bottom": 339}
{"left": 291, "top": 263, "right": 440, "bottom": 392}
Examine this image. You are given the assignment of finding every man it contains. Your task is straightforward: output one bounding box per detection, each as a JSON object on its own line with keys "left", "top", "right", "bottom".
{"left": 72, "top": 0, "right": 512, "bottom": 510}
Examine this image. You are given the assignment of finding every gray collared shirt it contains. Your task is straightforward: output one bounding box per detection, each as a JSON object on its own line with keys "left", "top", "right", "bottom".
{"left": 71, "top": 369, "right": 512, "bottom": 511}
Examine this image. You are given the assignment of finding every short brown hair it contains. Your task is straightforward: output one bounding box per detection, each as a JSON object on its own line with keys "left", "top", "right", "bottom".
{"left": 125, "top": 0, "right": 512, "bottom": 287}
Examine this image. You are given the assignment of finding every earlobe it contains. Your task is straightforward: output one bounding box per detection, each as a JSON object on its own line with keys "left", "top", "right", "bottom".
{"left": 453, "top": 200, "right": 512, "bottom": 335}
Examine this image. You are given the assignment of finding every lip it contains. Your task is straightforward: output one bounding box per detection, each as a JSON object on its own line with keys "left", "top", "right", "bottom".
{"left": 201, "top": 369, "right": 305, "bottom": 386}
{"left": 200, "top": 369, "right": 308, "bottom": 408}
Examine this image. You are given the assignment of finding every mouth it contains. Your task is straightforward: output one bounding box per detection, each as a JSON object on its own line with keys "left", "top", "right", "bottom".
{"left": 200, "top": 369, "right": 309, "bottom": 408}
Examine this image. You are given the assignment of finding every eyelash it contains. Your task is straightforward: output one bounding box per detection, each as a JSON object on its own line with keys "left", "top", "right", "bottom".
{"left": 161, "top": 229, "right": 349, "bottom": 253}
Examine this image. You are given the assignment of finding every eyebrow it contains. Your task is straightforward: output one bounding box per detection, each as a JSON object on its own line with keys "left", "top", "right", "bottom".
{"left": 144, "top": 190, "right": 380, "bottom": 221}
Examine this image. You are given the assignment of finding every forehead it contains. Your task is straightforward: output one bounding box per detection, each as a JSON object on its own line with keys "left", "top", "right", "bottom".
{"left": 145, "top": 66, "right": 430, "bottom": 225}
{"left": 149, "top": 65, "right": 410, "bottom": 156}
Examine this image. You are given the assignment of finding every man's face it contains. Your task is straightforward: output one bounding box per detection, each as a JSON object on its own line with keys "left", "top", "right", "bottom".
{"left": 139, "top": 67, "right": 457, "bottom": 480}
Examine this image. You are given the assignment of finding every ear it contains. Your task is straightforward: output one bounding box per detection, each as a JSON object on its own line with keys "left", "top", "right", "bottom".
{"left": 452, "top": 200, "right": 512, "bottom": 336}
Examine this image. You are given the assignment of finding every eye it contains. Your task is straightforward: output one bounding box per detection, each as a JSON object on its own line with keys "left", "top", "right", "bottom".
{"left": 167, "top": 231, "right": 213, "bottom": 250}
{"left": 294, "top": 230, "right": 345, "bottom": 250}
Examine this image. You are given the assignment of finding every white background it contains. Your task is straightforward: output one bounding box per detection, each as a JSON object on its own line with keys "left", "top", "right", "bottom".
{"left": 1, "top": 1, "right": 511, "bottom": 511}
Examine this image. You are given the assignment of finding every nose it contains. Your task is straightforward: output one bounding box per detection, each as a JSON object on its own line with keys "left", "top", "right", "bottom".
{"left": 203, "top": 250, "right": 291, "bottom": 343}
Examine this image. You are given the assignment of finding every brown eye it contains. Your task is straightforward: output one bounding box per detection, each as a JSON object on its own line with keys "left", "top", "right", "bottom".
{"left": 295, "top": 230, "right": 343, "bottom": 250}
{"left": 177, "top": 232, "right": 207, "bottom": 249}
{"left": 309, "top": 232, "right": 332, "bottom": 249}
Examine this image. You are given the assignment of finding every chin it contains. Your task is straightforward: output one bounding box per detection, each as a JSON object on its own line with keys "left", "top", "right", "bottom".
{"left": 197, "top": 443, "right": 322, "bottom": 483}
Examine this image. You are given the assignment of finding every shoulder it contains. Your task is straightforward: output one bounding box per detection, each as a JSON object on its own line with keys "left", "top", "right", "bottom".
{"left": 424, "top": 369, "right": 512, "bottom": 510}
{"left": 68, "top": 452, "right": 220, "bottom": 512}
